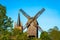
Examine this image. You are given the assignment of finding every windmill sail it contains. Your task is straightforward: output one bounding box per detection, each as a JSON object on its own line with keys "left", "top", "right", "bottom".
{"left": 20, "top": 9, "right": 30, "bottom": 19}
{"left": 34, "top": 8, "right": 45, "bottom": 19}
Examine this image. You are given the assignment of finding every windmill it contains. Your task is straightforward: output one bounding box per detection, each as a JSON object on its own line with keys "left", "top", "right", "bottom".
{"left": 20, "top": 8, "right": 45, "bottom": 38}
{"left": 14, "top": 12, "right": 23, "bottom": 32}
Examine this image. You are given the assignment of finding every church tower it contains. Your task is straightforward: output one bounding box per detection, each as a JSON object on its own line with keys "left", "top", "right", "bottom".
{"left": 14, "top": 12, "right": 23, "bottom": 32}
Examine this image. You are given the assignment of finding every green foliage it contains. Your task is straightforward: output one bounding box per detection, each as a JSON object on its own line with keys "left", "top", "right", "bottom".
{"left": 40, "top": 31, "right": 51, "bottom": 40}
{"left": 0, "top": 4, "right": 13, "bottom": 31}
{"left": 27, "top": 37, "right": 38, "bottom": 40}
{"left": 48, "top": 26, "right": 60, "bottom": 40}
{"left": 0, "top": 4, "right": 13, "bottom": 40}
{"left": 40, "top": 26, "right": 60, "bottom": 40}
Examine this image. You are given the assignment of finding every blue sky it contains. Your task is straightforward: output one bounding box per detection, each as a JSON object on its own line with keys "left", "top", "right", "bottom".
{"left": 0, "top": 0, "right": 60, "bottom": 31}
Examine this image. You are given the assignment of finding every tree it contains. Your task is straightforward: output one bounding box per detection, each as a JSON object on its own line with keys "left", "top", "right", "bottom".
{"left": 0, "top": 4, "right": 13, "bottom": 40}
{"left": 9, "top": 28, "right": 28, "bottom": 40}
{"left": 48, "top": 26, "right": 60, "bottom": 40}
{"left": 0, "top": 4, "right": 13, "bottom": 31}
{"left": 40, "top": 31, "right": 51, "bottom": 40}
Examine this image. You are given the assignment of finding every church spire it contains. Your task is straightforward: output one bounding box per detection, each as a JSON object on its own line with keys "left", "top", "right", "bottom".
{"left": 17, "top": 12, "right": 21, "bottom": 26}
{"left": 14, "top": 11, "right": 23, "bottom": 32}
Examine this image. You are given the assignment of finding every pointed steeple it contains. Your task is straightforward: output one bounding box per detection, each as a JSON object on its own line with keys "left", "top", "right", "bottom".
{"left": 17, "top": 12, "right": 21, "bottom": 26}
{"left": 14, "top": 11, "right": 23, "bottom": 32}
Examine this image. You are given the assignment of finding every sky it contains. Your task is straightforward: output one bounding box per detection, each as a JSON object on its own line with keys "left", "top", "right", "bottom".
{"left": 0, "top": 0, "right": 60, "bottom": 37}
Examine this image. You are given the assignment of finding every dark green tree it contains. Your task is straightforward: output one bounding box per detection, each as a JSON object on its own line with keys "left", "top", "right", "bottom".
{"left": 48, "top": 26, "right": 60, "bottom": 40}
{"left": 0, "top": 4, "right": 13, "bottom": 31}
{"left": 40, "top": 31, "right": 51, "bottom": 40}
{"left": 0, "top": 4, "right": 13, "bottom": 40}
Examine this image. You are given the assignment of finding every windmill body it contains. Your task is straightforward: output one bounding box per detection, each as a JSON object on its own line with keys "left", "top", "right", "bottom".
{"left": 27, "top": 18, "right": 38, "bottom": 38}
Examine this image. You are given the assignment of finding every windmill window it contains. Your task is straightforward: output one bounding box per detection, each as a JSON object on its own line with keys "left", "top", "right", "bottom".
{"left": 29, "top": 35, "right": 35, "bottom": 38}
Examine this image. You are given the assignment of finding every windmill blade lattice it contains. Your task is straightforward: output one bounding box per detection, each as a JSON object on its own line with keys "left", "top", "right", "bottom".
{"left": 38, "top": 26, "right": 43, "bottom": 32}
{"left": 34, "top": 8, "right": 45, "bottom": 19}
{"left": 20, "top": 9, "right": 30, "bottom": 19}
{"left": 25, "top": 8, "right": 45, "bottom": 28}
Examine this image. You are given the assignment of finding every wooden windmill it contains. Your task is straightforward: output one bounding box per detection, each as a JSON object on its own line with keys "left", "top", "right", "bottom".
{"left": 14, "top": 12, "right": 23, "bottom": 32}
{"left": 20, "top": 8, "right": 45, "bottom": 38}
